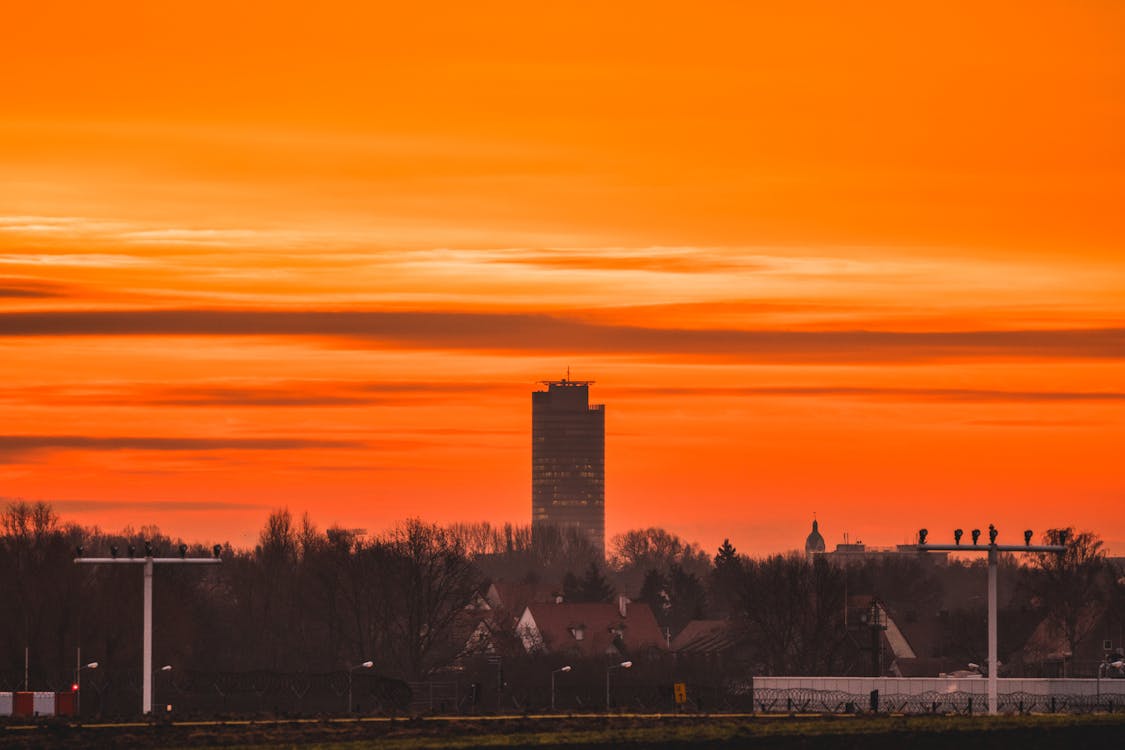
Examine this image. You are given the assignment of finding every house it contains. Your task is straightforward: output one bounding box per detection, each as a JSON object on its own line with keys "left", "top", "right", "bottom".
{"left": 671, "top": 619, "right": 743, "bottom": 655}
{"left": 485, "top": 580, "right": 561, "bottom": 613}
{"left": 517, "top": 596, "right": 668, "bottom": 659}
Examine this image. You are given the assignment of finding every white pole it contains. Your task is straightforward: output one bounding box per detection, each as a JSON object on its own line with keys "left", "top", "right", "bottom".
{"left": 143, "top": 558, "right": 153, "bottom": 715}
{"left": 987, "top": 546, "right": 998, "bottom": 716}
{"left": 75, "top": 553, "right": 220, "bottom": 716}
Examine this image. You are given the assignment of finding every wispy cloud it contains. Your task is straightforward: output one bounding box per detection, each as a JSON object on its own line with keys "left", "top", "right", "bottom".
{"left": 0, "top": 309, "right": 1123, "bottom": 363}
{"left": 610, "top": 386, "right": 1125, "bottom": 403}
{"left": 0, "top": 380, "right": 515, "bottom": 408}
{"left": 0, "top": 434, "right": 366, "bottom": 461}
{"left": 0, "top": 254, "right": 152, "bottom": 268}
{"left": 0, "top": 277, "right": 71, "bottom": 298}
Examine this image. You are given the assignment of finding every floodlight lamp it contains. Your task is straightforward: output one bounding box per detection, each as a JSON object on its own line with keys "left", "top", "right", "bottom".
{"left": 1024, "top": 530, "right": 1033, "bottom": 546}
{"left": 361, "top": 661, "right": 374, "bottom": 669}
{"left": 561, "top": 665, "right": 572, "bottom": 672}
{"left": 178, "top": 544, "right": 187, "bottom": 559}
{"left": 988, "top": 525, "right": 998, "bottom": 544}
{"left": 620, "top": 661, "right": 633, "bottom": 669}
{"left": 144, "top": 540, "right": 154, "bottom": 557}
{"left": 971, "top": 529, "right": 981, "bottom": 545}
{"left": 954, "top": 529, "right": 963, "bottom": 545}
{"left": 212, "top": 544, "right": 222, "bottom": 558}
{"left": 128, "top": 544, "right": 136, "bottom": 558}
{"left": 160, "top": 664, "right": 172, "bottom": 672}
{"left": 110, "top": 544, "right": 119, "bottom": 559}
{"left": 76, "top": 545, "right": 84, "bottom": 558}
{"left": 86, "top": 662, "right": 98, "bottom": 669}
{"left": 918, "top": 529, "right": 928, "bottom": 545}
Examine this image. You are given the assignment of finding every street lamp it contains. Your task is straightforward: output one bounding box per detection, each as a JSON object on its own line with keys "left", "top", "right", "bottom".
{"left": 153, "top": 665, "right": 171, "bottom": 714}
{"left": 1097, "top": 660, "right": 1125, "bottom": 708}
{"left": 605, "top": 660, "right": 633, "bottom": 711}
{"left": 75, "top": 661, "right": 98, "bottom": 718}
{"left": 551, "top": 665, "right": 572, "bottom": 712}
{"left": 347, "top": 661, "right": 374, "bottom": 715}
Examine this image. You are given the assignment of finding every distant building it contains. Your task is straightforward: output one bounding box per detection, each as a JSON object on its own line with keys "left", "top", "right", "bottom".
{"left": 805, "top": 519, "right": 826, "bottom": 557}
{"left": 532, "top": 378, "right": 605, "bottom": 556}
{"left": 517, "top": 597, "right": 668, "bottom": 658}
{"left": 804, "top": 519, "right": 948, "bottom": 566}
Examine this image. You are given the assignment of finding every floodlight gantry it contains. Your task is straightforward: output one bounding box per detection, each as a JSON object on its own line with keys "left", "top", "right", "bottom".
{"left": 74, "top": 543, "right": 222, "bottom": 715}
{"left": 913, "top": 525, "right": 1065, "bottom": 716}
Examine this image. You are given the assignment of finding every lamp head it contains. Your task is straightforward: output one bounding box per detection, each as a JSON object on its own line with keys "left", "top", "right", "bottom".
{"left": 918, "top": 528, "right": 928, "bottom": 545}
{"left": 212, "top": 544, "right": 222, "bottom": 559}
{"left": 1024, "top": 530, "right": 1033, "bottom": 546}
{"left": 110, "top": 544, "right": 119, "bottom": 559}
{"left": 971, "top": 529, "right": 981, "bottom": 545}
{"left": 76, "top": 545, "right": 84, "bottom": 558}
{"left": 179, "top": 543, "right": 188, "bottom": 559}
{"left": 988, "top": 525, "right": 998, "bottom": 544}
{"left": 954, "top": 529, "right": 963, "bottom": 545}
{"left": 561, "top": 665, "right": 572, "bottom": 672}
{"left": 361, "top": 661, "right": 374, "bottom": 668}
{"left": 87, "top": 662, "right": 98, "bottom": 669}
{"left": 620, "top": 661, "right": 633, "bottom": 669}
{"left": 127, "top": 544, "right": 136, "bottom": 558}
{"left": 160, "top": 665, "right": 172, "bottom": 672}
{"left": 144, "top": 540, "right": 154, "bottom": 557}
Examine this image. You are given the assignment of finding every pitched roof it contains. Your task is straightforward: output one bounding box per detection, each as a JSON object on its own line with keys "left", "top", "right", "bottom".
{"left": 487, "top": 581, "right": 560, "bottom": 612}
{"left": 671, "top": 619, "right": 744, "bottom": 654}
{"left": 521, "top": 601, "right": 668, "bottom": 658}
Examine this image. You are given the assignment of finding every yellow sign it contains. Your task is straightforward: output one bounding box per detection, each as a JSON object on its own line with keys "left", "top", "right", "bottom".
{"left": 673, "top": 682, "right": 687, "bottom": 704}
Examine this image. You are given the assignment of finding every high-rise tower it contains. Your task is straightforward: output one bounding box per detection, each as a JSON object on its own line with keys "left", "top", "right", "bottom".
{"left": 531, "top": 378, "right": 605, "bottom": 556}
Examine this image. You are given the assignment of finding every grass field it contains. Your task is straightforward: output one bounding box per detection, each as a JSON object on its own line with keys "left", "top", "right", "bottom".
{"left": 4, "top": 713, "right": 1125, "bottom": 749}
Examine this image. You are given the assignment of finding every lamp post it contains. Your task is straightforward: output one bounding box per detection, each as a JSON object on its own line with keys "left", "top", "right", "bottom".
{"left": 347, "top": 661, "right": 374, "bottom": 715}
{"left": 605, "top": 661, "right": 632, "bottom": 711}
{"left": 153, "top": 665, "right": 171, "bottom": 715}
{"left": 551, "top": 665, "right": 572, "bottom": 712}
{"left": 1097, "top": 660, "right": 1125, "bottom": 708}
{"left": 74, "top": 542, "right": 222, "bottom": 715}
{"left": 75, "top": 661, "right": 98, "bottom": 718}
{"left": 913, "top": 526, "right": 1065, "bottom": 715}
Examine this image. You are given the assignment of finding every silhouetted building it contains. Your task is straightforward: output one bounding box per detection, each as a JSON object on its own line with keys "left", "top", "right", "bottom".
{"left": 805, "top": 519, "right": 826, "bottom": 557}
{"left": 804, "top": 520, "right": 948, "bottom": 565}
{"left": 532, "top": 378, "right": 605, "bottom": 556}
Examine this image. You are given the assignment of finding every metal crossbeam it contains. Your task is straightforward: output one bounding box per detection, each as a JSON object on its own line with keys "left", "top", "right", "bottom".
{"left": 76, "top": 554, "right": 221, "bottom": 715}
{"left": 912, "top": 533, "right": 1065, "bottom": 715}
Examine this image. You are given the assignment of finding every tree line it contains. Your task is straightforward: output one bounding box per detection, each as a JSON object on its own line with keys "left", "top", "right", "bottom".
{"left": 1, "top": 501, "right": 1123, "bottom": 715}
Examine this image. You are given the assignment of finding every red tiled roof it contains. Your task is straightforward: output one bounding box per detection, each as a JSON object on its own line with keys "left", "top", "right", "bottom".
{"left": 523, "top": 601, "right": 668, "bottom": 658}
{"left": 671, "top": 620, "right": 743, "bottom": 654}
{"left": 488, "top": 581, "right": 560, "bottom": 612}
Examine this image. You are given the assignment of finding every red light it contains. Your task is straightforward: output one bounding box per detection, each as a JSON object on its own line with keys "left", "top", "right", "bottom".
{"left": 71, "top": 683, "right": 80, "bottom": 692}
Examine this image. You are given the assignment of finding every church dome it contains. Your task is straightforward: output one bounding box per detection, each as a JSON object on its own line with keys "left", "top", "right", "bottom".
{"left": 805, "top": 519, "right": 826, "bottom": 555}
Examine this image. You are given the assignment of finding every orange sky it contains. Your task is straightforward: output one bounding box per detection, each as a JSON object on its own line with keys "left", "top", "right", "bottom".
{"left": 2, "top": 2, "right": 1124, "bottom": 555}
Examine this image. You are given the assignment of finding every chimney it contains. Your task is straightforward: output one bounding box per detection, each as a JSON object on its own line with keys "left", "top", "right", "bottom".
{"left": 618, "top": 594, "right": 629, "bottom": 618}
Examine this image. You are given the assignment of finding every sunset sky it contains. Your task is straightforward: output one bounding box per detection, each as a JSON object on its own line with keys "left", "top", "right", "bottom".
{"left": 2, "top": 1, "right": 1124, "bottom": 555}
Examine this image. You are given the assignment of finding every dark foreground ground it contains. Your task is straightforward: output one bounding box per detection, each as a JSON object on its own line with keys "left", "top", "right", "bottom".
{"left": 4, "top": 713, "right": 1125, "bottom": 750}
